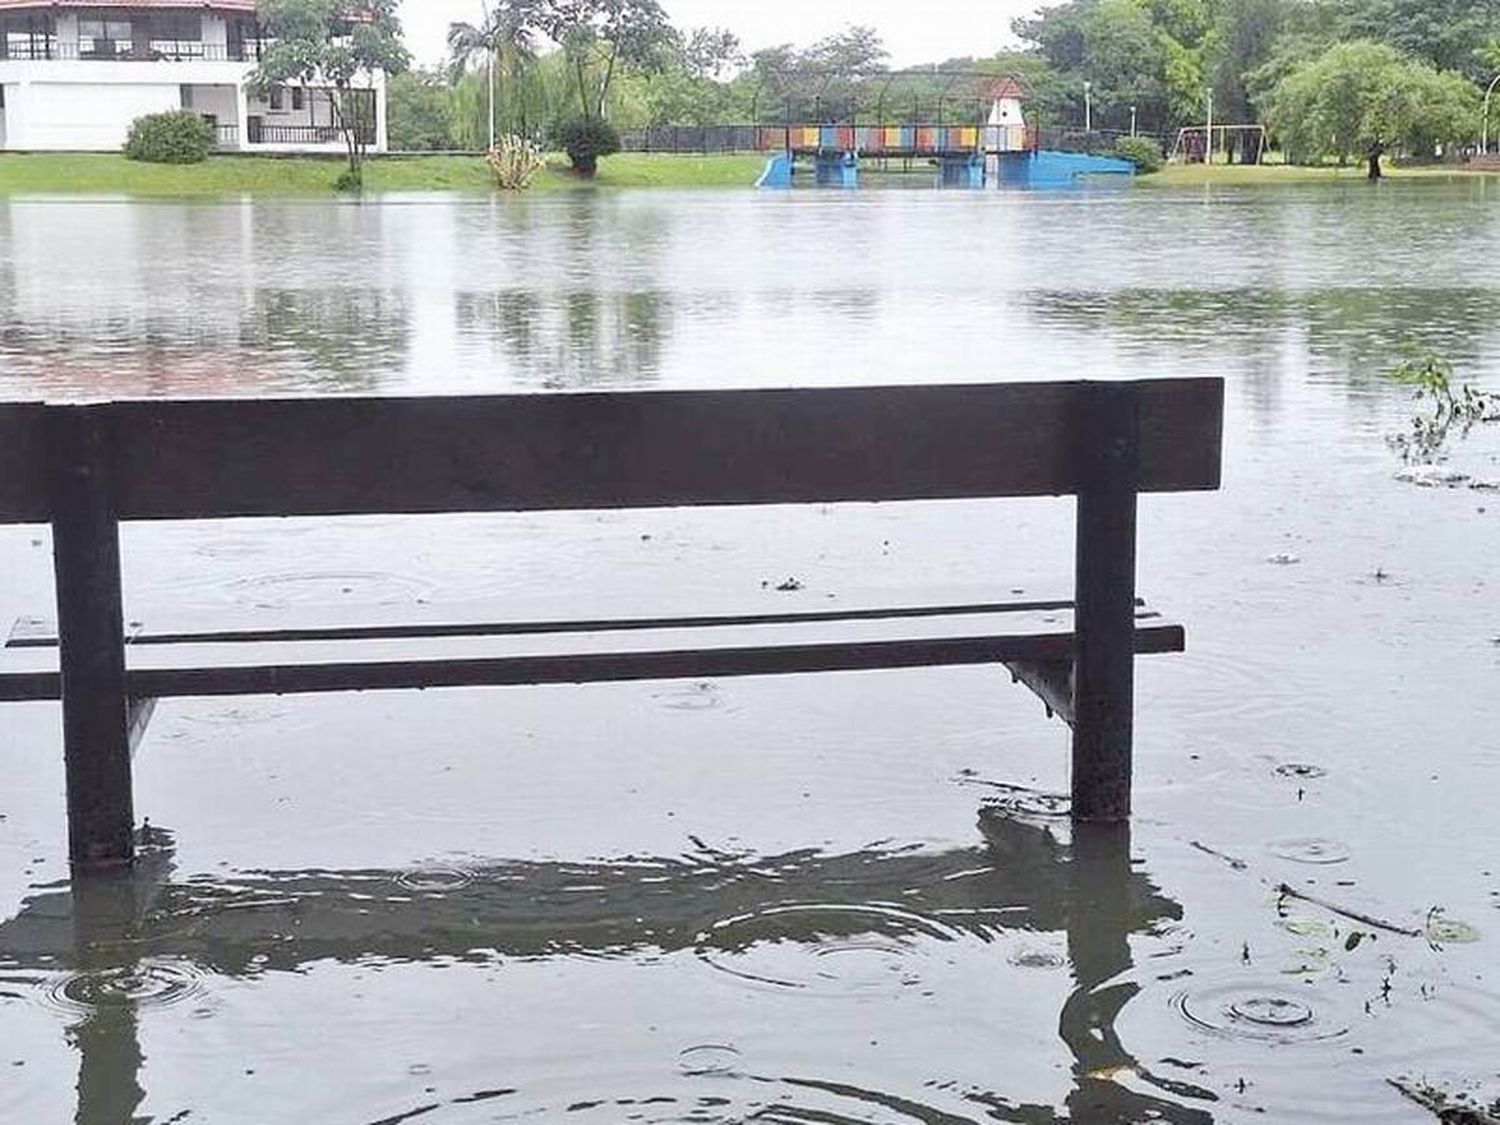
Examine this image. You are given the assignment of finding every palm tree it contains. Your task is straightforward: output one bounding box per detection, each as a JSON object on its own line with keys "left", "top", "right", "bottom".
{"left": 448, "top": 1, "right": 541, "bottom": 149}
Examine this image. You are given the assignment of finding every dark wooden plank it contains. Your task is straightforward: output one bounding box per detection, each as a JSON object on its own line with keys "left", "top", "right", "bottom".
{"left": 1071, "top": 384, "right": 1141, "bottom": 823}
{"left": 110, "top": 625, "right": 1184, "bottom": 700}
{"left": 47, "top": 406, "right": 136, "bottom": 871}
{"left": 0, "top": 670, "right": 60, "bottom": 701}
{"left": 72, "top": 381, "right": 1220, "bottom": 521}
{"left": 0, "top": 403, "right": 49, "bottom": 524}
{"left": 0, "top": 619, "right": 1183, "bottom": 704}
{"left": 4, "top": 382, "right": 1224, "bottom": 525}
{"left": 9, "top": 597, "right": 1159, "bottom": 650}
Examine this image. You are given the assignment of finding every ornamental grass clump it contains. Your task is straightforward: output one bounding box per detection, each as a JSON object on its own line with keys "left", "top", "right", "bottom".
{"left": 487, "top": 135, "right": 546, "bottom": 190}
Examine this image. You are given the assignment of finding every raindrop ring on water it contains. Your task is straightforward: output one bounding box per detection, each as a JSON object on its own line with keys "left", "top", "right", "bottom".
{"left": 39, "top": 960, "right": 208, "bottom": 1018}
{"left": 1172, "top": 982, "right": 1348, "bottom": 1044}
{"left": 1267, "top": 837, "right": 1352, "bottom": 865}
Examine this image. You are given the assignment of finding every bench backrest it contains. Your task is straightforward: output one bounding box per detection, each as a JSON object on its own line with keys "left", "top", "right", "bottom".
{"left": 0, "top": 380, "right": 1222, "bottom": 524}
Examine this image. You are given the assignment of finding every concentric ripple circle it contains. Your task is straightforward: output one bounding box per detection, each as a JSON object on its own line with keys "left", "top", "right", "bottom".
{"left": 395, "top": 867, "right": 476, "bottom": 893}
{"left": 39, "top": 959, "right": 208, "bottom": 1018}
{"left": 1172, "top": 983, "right": 1347, "bottom": 1044}
{"left": 1267, "top": 837, "right": 1352, "bottom": 865}
{"left": 694, "top": 902, "right": 965, "bottom": 995}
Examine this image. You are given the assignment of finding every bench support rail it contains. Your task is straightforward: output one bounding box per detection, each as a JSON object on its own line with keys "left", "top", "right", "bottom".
{"left": 49, "top": 407, "right": 135, "bottom": 872}
{"left": 1072, "top": 386, "right": 1141, "bottom": 822}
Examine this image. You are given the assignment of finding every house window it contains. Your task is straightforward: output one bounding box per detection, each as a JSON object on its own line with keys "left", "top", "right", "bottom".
{"left": 1, "top": 14, "right": 57, "bottom": 60}
{"left": 292, "top": 88, "right": 305, "bottom": 112}
{"left": 180, "top": 85, "right": 194, "bottom": 108}
{"left": 152, "top": 13, "right": 200, "bottom": 41}
{"left": 151, "top": 12, "right": 203, "bottom": 59}
{"left": 79, "top": 18, "right": 133, "bottom": 58}
{"left": 269, "top": 86, "right": 284, "bottom": 111}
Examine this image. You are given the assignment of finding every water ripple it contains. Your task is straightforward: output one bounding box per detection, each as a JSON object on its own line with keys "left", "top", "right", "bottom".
{"left": 694, "top": 901, "right": 968, "bottom": 995}
{"left": 1170, "top": 981, "right": 1348, "bottom": 1044}
{"left": 36, "top": 959, "right": 208, "bottom": 1019}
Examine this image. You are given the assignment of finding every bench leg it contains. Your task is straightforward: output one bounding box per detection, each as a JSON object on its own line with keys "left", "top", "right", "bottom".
{"left": 1072, "top": 388, "right": 1140, "bottom": 822}
{"left": 49, "top": 407, "right": 134, "bottom": 873}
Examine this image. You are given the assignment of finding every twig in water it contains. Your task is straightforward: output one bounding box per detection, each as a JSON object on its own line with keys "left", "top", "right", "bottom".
{"left": 1190, "top": 840, "right": 1248, "bottom": 870}
{"left": 1276, "top": 883, "right": 1422, "bottom": 938}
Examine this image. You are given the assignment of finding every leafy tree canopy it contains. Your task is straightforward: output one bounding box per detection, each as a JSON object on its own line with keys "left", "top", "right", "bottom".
{"left": 253, "top": 0, "right": 409, "bottom": 173}
{"left": 1263, "top": 39, "right": 1479, "bottom": 165}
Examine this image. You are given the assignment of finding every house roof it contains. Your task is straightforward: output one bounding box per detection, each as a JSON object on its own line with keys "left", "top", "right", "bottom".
{"left": 982, "top": 77, "right": 1028, "bottom": 101}
{"left": 0, "top": 1, "right": 257, "bottom": 11}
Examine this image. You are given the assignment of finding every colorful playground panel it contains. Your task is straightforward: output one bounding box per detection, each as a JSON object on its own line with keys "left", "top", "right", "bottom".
{"left": 780, "top": 124, "right": 987, "bottom": 155}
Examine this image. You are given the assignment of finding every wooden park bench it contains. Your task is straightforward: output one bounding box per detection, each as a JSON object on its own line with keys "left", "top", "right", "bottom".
{"left": 0, "top": 380, "right": 1223, "bottom": 873}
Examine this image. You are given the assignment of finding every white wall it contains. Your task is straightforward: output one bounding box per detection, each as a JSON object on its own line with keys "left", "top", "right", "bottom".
{"left": 18, "top": 81, "right": 182, "bottom": 149}
{"left": 0, "top": 61, "right": 388, "bottom": 153}
{"left": 186, "top": 84, "right": 237, "bottom": 126}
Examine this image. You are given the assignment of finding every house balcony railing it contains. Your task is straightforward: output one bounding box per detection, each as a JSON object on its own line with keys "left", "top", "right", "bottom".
{"left": 246, "top": 123, "right": 372, "bottom": 147}
{"left": 215, "top": 124, "right": 239, "bottom": 150}
{"left": 1, "top": 41, "right": 259, "bottom": 62}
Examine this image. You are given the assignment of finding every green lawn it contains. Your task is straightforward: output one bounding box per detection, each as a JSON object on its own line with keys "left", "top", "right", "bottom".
{"left": 1143, "top": 160, "right": 1494, "bottom": 186}
{"left": 0, "top": 151, "right": 770, "bottom": 197}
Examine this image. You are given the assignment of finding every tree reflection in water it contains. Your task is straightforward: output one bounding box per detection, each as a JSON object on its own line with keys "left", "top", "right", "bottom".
{"left": 0, "top": 817, "right": 1213, "bottom": 1124}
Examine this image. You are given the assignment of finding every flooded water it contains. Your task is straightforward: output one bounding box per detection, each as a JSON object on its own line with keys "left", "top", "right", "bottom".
{"left": 2, "top": 181, "right": 1500, "bottom": 1124}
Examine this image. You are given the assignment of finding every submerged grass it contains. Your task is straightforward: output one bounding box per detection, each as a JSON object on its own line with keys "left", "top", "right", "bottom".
{"left": 0, "top": 151, "right": 768, "bottom": 197}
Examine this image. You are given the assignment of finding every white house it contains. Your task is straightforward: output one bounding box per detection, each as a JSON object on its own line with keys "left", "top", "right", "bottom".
{"left": 0, "top": 0, "right": 387, "bottom": 154}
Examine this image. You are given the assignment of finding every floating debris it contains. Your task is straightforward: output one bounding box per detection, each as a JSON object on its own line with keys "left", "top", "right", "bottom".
{"left": 1266, "top": 552, "right": 1303, "bottom": 566}
{"left": 1396, "top": 466, "right": 1472, "bottom": 489}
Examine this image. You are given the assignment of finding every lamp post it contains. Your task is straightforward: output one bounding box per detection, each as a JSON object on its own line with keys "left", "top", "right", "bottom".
{"left": 1484, "top": 73, "right": 1500, "bottom": 156}
{"left": 1084, "top": 80, "right": 1093, "bottom": 134}
{"left": 1205, "top": 87, "right": 1214, "bottom": 165}
{"left": 1130, "top": 105, "right": 1137, "bottom": 137}
{"left": 481, "top": 1, "right": 495, "bottom": 152}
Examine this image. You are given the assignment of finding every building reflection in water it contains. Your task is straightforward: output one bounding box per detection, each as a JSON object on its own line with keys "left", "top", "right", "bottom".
{"left": 0, "top": 816, "right": 1213, "bottom": 1124}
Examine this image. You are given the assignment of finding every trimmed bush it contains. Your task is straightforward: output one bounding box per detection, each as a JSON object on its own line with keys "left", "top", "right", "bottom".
{"left": 124, "top": 110, "right": 216, "bottom": 164}
{"left": 1114, "top": 135, "right": 1165, "bottom": 174}
{"left": 555, "top": 117, "right": 621, "bottom": 177}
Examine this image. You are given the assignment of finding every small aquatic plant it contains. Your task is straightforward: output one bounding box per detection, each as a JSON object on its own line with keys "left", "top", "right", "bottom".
{"left": 1388, "top": 351, "right": 1499, "bottom": 464}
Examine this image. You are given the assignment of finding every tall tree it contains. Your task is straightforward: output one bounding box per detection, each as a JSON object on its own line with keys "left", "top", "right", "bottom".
{"left": 804, "top": 25, "right": 890, "bottom": 75}
{"left": 447, "top": 0, "right": 543, "bottom": 147}
{"left": 537, "top": 0, "right": 677, "bottom": 121}
{"left": 1334, "top": 0, "right": 1500, "bottom": 79}
{"left": 1263, "top": 39, "right": 1479, "bottom": 173}
{"left": 1207, "top": 0, "right": 1288, "bottom": 123}
{"left": 253, "top": 0, "right": 409, "bottom": 184}
{"left": 386, "top": 69, "right": 456, "bottom": 151}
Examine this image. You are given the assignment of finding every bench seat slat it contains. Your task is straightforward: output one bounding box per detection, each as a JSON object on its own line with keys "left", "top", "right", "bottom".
{"left": 0, "top": 381, "right": 1225, "bottom": 524}
{"left": 6, "top": 598, "right": 1155, "bottom": 650}
{"left": 0, "top": 605, "right": 1184, "bottom": 702}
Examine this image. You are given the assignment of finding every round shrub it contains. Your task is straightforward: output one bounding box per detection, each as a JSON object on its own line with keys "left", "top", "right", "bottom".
{"left": 124, "top": 110, "right": 216, "bottom": 164}
{"left": 555, "top": 117, "right": 621, "bottom": 177}
{"left": 1114, "top": 135, "right": 1165, "bottom": 173}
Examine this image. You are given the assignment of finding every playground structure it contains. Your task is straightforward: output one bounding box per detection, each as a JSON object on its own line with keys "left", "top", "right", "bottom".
{"left": 749, "top": 78, "right": 1137, "bottom": 189}
{"left": 1169, "top": 124, "right": 1270, "bottom": 165}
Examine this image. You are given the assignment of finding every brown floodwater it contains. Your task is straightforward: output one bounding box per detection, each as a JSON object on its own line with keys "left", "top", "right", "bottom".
{"left": 1, "top": 182, "right": 1499, "bottom": 1123}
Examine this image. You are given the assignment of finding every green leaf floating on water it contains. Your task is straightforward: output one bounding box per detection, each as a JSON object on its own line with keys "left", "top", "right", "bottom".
{"left": 1425, "top": 916, "right": 1482, "bottom": 945}
{"left": 1279, "top": 919, "right": 1332, "bottom": 938}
